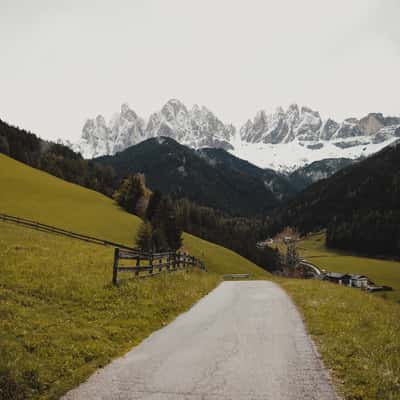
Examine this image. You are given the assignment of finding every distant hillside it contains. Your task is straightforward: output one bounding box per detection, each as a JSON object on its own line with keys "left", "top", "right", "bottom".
{"left": 198, "top": 148, "right": 297, "bottom": 201}
{"left": 273, "top": 141, "right": 400, "bottom": 256}
{"left": 288, "top": 158, "right": 354, "bottom": 192}
{"left": 96, "top": 137, "right": 280, "bottom": 216}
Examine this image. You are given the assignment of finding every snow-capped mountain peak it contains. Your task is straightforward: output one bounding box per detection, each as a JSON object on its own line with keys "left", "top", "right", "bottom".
{"left": 67, "top": 100, "right": 400, "bottom": 171}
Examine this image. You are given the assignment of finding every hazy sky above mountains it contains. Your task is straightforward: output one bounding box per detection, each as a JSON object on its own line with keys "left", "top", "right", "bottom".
{"left": 0, "top": 0, "right": 399, "bottom": 141}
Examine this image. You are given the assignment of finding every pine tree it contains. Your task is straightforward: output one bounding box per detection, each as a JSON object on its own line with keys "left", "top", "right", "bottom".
{"left": 151, "top": 197, "right": 182, "bottom": 251}
{"left": 152, "top": 227, "right": 168, "bottom": 252}
{"left": 136, "top": 221, "right": 153, "bottom": 252}
{"left": 114, "top": 174, "right": 145, "bottom": 215}
{"left": 146, "top": 190, "right": 163, "bottom": 222}
{"left": 164, "top": 213, "right": 183, "bottom": 251}
{"left": 0, "top": 135, "right": 10, "bottom": 155}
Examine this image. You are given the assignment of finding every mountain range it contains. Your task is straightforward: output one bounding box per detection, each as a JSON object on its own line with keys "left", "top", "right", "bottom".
{"left": 0, "top": 116, "right": 354, "bottom": 217}
{"left": 65, "top": 99, "right": 400, "bottom": 171}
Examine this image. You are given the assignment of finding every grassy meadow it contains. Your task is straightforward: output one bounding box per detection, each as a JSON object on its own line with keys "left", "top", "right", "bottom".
{"left": 299, "top": 232, "right": 400, "bottom": 302}
{"left": 278, "top": 278, "right": 400, "bottom": 400}
{"left": 0, "top": 222, "right": 220, "bottom": 400}
{"left": 0, "top": 154, "right": 269, "bottom": 399}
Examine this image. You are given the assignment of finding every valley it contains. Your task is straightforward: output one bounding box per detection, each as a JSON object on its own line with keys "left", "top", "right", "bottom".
{"left": 1, "top": 132, "right": 400, "bottom": 399}
{"left": 2, "top": 2, "right": 400, "bottom": 399}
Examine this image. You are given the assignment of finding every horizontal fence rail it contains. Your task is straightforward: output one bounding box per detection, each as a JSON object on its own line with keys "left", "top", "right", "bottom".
{"left": 112, "top": 247, "right": 207, "bottom": 284}
{"left": 0, "top": 213, "right": 207, "bottom": 284}
{"left": 0, "top": 213, "right": 136, "bottom": 251}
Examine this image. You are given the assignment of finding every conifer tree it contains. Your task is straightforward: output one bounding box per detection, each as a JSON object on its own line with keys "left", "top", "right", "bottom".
{"left": 114, "top": 174, "right": 145, "bottom": 215}
{"left": 136, "top": 221, "right": 153, "bottom": 252}
{"left": 146, "top": 190, "right": 163, "bottom": 222}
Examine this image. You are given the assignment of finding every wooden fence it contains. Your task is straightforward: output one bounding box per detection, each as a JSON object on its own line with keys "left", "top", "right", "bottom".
{"left": 112, "top": 248, "right": 207, "bottom": 284}
{"left": 0, "top": 213, "right": 207, "bottom": 284}
{"left": 0, "top": 213, "right": 135, "bottom": 251}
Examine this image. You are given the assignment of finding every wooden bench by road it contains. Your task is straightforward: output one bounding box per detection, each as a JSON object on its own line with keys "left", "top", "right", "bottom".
{"left": 223, "top": 274, "right": 251, "bottom": 280}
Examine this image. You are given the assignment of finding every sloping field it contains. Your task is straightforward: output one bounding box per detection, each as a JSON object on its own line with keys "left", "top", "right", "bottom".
{"left": 0, "top": 222, "right": 219, "bottom": 400}
{"left": 0, "top": 154, "right": 268, "bottom": 278}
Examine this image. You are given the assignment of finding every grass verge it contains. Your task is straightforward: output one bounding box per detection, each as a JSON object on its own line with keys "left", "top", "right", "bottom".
{"left": 277, "top": 277, "right": 400, "bottom": 400}
{"left": 0, "top": 223, "right": 220, "bottom": 399}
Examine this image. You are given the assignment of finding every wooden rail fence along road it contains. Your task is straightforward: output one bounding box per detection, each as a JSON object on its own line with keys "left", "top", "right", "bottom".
{"left": 112, "top": 247, "right": 207, "bottom": 284}
{"left": 0, "top": 212, "right": 207, "bottom": 284}
{"left": 0, "top": 212, "right": 135, "bottom": 250}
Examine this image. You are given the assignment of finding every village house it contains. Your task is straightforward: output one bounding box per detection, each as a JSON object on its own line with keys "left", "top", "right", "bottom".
{"left": 324, "top": 272, "right": 352, "bottom": 285}
{"left": 349, "top": 274, "right": 370, "bottom": 289}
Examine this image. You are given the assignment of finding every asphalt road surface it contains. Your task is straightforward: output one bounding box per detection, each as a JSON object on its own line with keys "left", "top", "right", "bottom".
{"left": 62, "top": 281, "right": 338, "bottom": 400}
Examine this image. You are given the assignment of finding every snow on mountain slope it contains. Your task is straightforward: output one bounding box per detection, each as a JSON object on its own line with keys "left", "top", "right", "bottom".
{"left": 230, "top": 136, "right": 397, "bottom": 172}
{"left": 67, "top": 100, "right": 400, "bottom": 171}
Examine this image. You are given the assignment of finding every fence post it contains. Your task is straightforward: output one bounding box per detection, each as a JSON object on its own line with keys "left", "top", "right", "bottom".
{"left": 112, "top": 248, "right": 120, "bottom": 285}
{"left": 149, "top": 252, "right": 153, "bottom": 274}
{"left": 135, "top": 256, "right": 140, "bottom": 276}
{"left": 167, "top": 253, "right": 171, "bottom": 271}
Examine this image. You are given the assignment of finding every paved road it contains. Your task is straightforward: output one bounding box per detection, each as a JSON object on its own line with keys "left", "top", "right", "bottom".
{"left": 62, "top": 281, "right": 338, "bottom": 400}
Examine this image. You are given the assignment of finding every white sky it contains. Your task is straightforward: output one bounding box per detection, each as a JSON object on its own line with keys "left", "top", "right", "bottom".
{"left": 0, "top": 0, "right": 399, "bottom": 141}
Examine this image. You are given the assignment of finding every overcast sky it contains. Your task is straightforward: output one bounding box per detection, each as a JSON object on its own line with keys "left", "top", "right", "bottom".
{"left": 0, "top": 0, "right": 399, "bottom": 141}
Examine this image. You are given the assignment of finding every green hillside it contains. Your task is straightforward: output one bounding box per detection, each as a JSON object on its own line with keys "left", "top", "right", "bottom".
{"left": 0, "top": 154, "right": 269, "bottom": 399}
{"left": 0, "top": 154, "right": 268, "bottom": 277}
{"left": 0, "top": 154, "right": 137, "bottom": 245}
{"left": 0, "top": 222, "right": 220, "bottom": 400}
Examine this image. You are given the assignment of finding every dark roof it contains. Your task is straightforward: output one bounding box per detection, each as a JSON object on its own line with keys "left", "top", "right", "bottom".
{"left": 349, "top": 274, "right": 368, "bottom": 280}
{"left": 325, "top": 272, "right": 350, "bottom": 279}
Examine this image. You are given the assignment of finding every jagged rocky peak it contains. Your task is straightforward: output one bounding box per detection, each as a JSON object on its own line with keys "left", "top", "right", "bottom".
{"left": 241, "top": 104, "right": 323, "bottom": 144}
{"left": 120, "top": 102, "right": 138, "bottom": 120}
{"left": 68, "top": 100, "right": 400, "bottom": 170}
{"left": 160, "top": 98, "right": 188, "bottom": 123}
{"left": 320, "top": 118, "right": 339, "bottom": 140}
{"left": 359, "top": 113, "right": 385, "bottom": 136}
{"left": 240, "top": 105, "right": 400, "bottom": 146}
{"left": 81, "top": 115, "right": 109, "bottom": 142}
{"left": 145, "top": 99, "right": 235, "bottom": 150}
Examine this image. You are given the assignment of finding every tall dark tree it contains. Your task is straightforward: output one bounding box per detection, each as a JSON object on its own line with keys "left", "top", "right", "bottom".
{"left": 146, "top": 189, "right": 163, "bottom": 222}
{"left": 114, "top": 174, "right": 146, "bottom": 215}
{"left": 135, "top": 221, "right": 153, "bottom": 252}
{"left": 0, "top": 135, "right": 10, "bottom": 155}
{"left": 152, "top": 197, "right": 182, "bottom": 251}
